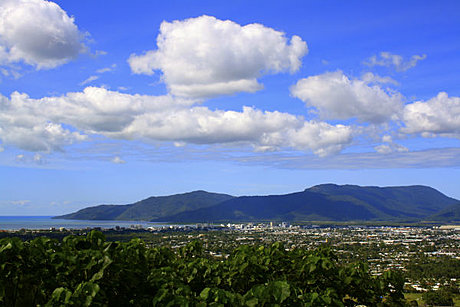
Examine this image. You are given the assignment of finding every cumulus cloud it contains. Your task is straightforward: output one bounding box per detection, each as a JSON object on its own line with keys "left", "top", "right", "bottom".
{"left": 0, "top": 87, "right": 352, "bottom": 156}
{"left": 364, "top": 52, "right": 426, "bottom": 72}
{"left": 128, "top": 15, "right": 308, "bottom": 98}
{"left": 286, "top": 121, "right": 352, "bottom": 157}
{"left": 290, "top": 71, "right": 403, "bottom": 123}
{"left": 128, "top": 106, "right": 351, "bottom": 155}
{"left": 402, "top": 92, "right": 460, "bottom": 138}
{"left": 0, "top": 0, "right": 87, "bottom": 69}
{"left": 0, "top": 92, "right": 87, "bottom": 152}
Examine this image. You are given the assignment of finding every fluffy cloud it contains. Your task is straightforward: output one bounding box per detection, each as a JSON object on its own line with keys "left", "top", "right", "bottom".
{"left": 0, "top": 93, "right": 87, "bottom": 152}
{"left": 128, "top": 15, "right": 308, "bottom": 98}
{"left": 2, "top": 87, "right": 190, "bottom": 138}
{"left": 290, "top": 71, "right": 403, "bottom": 123}
{"left": 402, "top": 92, "right": 460, "bottom": 138}
{"left": 364, "top": 52, "right": 426, "bottom": 72}
{"left": 286, "top": 122, "right": 352, "bottom": 157}
{"left": 0, "top": 0, "right": 86, "bottom": 69}
{"left": 0, "top": 87, "right": 352, "bottom": 156}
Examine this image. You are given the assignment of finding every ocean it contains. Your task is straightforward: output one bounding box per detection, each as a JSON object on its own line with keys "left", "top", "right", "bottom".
{"left": 0, "top": 216, "right": 168, "bottom": 231}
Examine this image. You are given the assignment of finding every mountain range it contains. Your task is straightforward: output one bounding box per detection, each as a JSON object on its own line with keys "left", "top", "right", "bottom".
{"left": 54, "top": 184, "right": 460, "bottom": 223}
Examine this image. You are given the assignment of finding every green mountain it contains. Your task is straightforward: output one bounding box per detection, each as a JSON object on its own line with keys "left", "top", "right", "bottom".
{"left": 54, "top": 184, "right": 459, "bottom": 223}
{"left": 307, "top": 184, "right": 456, "bottom": 218}
{"left": 153, "top": 190, "right": 377, "bottom": 222}
{"left": 427, "top": 203, "right": 460, "bottom": 222}
{"left": 153, "top": 184, "right": 459, "bottom": 223}
{"left": 53, "top": 191, "right": 234, "bottom": 221}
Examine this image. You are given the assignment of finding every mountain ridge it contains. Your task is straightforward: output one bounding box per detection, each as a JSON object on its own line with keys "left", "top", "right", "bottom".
{"left": 54, "top": 190, "right": 234, "bottom": 221}
{"left": 54, "top": 185, "right": 459, "bottom": 223}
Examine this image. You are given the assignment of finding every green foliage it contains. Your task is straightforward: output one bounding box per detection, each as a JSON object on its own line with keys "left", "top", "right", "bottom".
{"left": 0, "top": 231, "right": 406, "bottom": 306}
{"left": 406, "top": 253, "right": 460, "bottom": 281}
{"left": 423, "top": 288, "right": 454, "bottom": 306}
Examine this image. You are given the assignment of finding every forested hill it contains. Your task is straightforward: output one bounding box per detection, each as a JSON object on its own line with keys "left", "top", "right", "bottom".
{"left": 54, "top": 185, "right": 459, "bottom": 223}
{"left": 54, "top": 191, "right": 234, "bottom": 221}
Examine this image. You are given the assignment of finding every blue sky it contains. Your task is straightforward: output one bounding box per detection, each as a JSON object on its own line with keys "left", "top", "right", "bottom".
{"left": 0, "top": 0, "right": 459, "bottom": 215}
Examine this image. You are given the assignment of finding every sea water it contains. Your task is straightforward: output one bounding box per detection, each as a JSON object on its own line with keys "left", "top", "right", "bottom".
{"left": 0, "top": 216, "right": 167, "bottom": 230}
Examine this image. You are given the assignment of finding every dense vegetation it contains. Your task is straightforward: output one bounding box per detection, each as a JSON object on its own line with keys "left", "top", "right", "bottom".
{"left": 429, "top": 203, "right": 460, "bottom": 221}
{"left": 0, "top": 231, "right": 406, "bottom": 306}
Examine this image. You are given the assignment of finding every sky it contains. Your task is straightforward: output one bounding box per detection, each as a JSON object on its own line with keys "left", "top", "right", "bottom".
{"left": 0, "top": 0, "right": 459, "bottom": 215}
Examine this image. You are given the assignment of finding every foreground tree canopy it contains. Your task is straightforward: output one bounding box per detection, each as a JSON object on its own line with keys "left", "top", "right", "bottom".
{"left": 0, "top": 231, "right": 405, "bottom": 306}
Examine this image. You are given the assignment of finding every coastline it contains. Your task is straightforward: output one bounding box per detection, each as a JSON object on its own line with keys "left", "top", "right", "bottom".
{"left": 0, "top": 216, "right": 163, "bottom": 231}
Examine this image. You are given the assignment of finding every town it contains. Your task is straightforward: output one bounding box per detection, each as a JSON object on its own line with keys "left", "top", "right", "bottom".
{"left": 2, "top": 223, "right": 459, "bottom": 305}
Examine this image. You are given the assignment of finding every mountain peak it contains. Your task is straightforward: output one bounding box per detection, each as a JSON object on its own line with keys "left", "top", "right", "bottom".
{"left": 55, "top": 185, "right": 459, "bottom": 223}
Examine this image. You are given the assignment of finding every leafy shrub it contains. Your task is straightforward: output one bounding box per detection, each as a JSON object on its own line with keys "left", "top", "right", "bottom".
{"left": 0, "top": 231, "right": 405, "bottom": 306}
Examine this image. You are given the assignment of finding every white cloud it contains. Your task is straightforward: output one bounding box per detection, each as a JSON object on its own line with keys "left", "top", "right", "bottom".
{"left": 0, "top": 92, "right": 87, "bottom": 152}
{"left": 1, "top": 66, "right": 21, "bottom": 79}
{"left": 361, "top": 72, "right": 398, "bottom": 86}
{"left": 0, "top": 0, "right": 87, "bottom": 70}
{"left": 402, "top": 92, "right": 460, "bottom": 138}
{"left": 286, "top": 121, "right": 352, "bottom": 157}
{"left": 374, "top": 144, "right": 408, "bottom": 154}
{"left": 0, "top": 87, "right": 352, "bottom": 156}
{"left": 79, "top": 75, "right": 99, "bottom": 86}
{"left": 364, "top": 52, "right": 426, "bottom": 72}
{"left": 290, "top": 71, "right": 403, "bottom": 123}
{"left": 125, "top": 105, "right": 352, "bottom": 155}
{"left": 111, "top": 156, "right": 125, "bottom": 164}
{"left": 96, "top": 64, "right": 116, "bottom": 74}
{"left": 374, "top": 135, "right": 408, "bottom": 154}
{"left": 128, "top": 15, "right": 308, "bottom": 98}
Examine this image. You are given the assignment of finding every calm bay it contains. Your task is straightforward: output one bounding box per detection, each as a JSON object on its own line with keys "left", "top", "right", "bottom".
{"left": 0, "top": 216, "right": 168, "bottom": 231}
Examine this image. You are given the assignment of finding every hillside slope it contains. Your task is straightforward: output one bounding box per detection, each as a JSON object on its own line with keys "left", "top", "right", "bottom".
{"left": 55, "top": 185, "right": 458, "bottom": 223}
{"left": 54, "top": 191, "right": 234, "bottom": 221}
{"left": 154, "top": 185, "right": 458, "bottom": 223}
{"left": 427, "top": 203, "right": 460, "bottom": 222}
